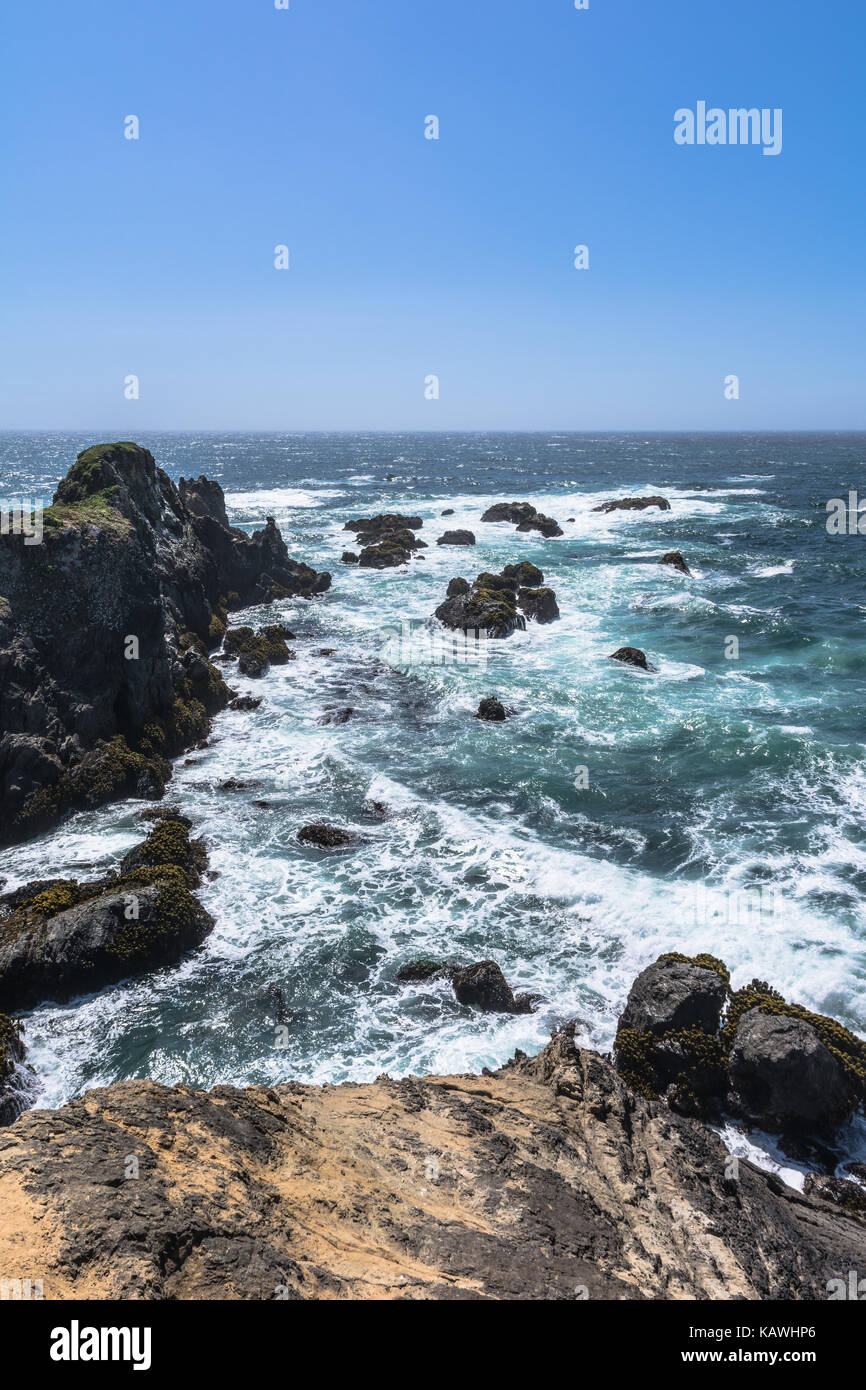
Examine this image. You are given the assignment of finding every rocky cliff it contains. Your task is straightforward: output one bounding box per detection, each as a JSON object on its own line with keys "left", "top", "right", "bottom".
{"left": 0, "top": 1026, "right": 863, "bottom": 1300}
{"left": 0, "top": 442, "right": 330, "bottom": 843}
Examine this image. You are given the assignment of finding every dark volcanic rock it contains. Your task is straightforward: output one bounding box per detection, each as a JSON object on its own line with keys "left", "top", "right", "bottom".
{"left": 610, "top": 646, "right": 654, "bottom": 671}
{"left": 1, "top": 1027, "right": 865, "bottom": 1298}
{"left": 476, "top": 697, "right": 507, "bottom": 722}
{"left": 344, "top": 514, "right": 423, "bottom": 540}
{"left": 440, "top": 508, "right": 455, "bottom": 517}
{"left": 502, "top": 561, "right": 544, "bottom": 587}
{"left": 436, "top": 530, "right": 475, "bottom": 546}
{"left": 223, "top": 625, "right": 293, "bottom": 678}
{"left": 0, "top": 442, "right": 329, "bottom": 845}
{"left": 728, "top": 1010, "right": 853, "bottom": 1133}
{"left": 593, "top": 496, "right": 670, "bottom": 513}
{"left": 395, "top": 959, "right": 453, "bottom": 983}
{"left": 0, "top": 1014, "right": 32, "bottom": 1126}
{"left": 803, "top": 1174, "right": 866, "bottom": 1217}
{"left": 452, "top": 960, "right": 518, "bottom": 1013}
{"left": 435, "top": 571, "right": 525, "bottom": 639}
{"left": 297, "top": 824, "right": 360, "bottom": 849}
{"left": 515, "top": 513, "right": 564, "bottom": 538}
{"left": 0, "top": 820, "right": 214, "bottom": 1012}
{"left": 619, "top": 957, "right": 728, "bottom": 1039}
{"left": 517, "top": 586, "right": 560, "bottom": 623}
{"left": 228, "top": 695, "right": 262, "bottom": 711}
{"left": 481, "top": 502, "right": 537, "bottom": 524}
{"left": 659, "top": 550, "right": 691, "bottom": 575}
{"left": 341, "top": 551, "right": 359, "bottom": 564}
{"left": 446, "top": 577, "right": 470, "bottom": 598}
{"left": 317, "top": 707, "right": 353, "bottom": 726}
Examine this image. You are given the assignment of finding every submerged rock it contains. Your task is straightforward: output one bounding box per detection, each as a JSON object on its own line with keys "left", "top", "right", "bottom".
{"left": 610, "top": 646, "right": 653, "bottom": 671}
{"left": 476, "top": 697, "right": 507, "bottom": 722}
{"left": 440, "top": 508, "right": 455, "bottom": 517}
{"left": 297, "top": 824, "right": 361, "bottom": 849}
{"left": 658, "top": 550, "right": 691, "bottom": 575}
{"left": 593, "top": 496, "right": 670, "bottom": 513}
{"left": 317, "top": 707, "right": 353, "bottom": 726}
{"left": 436, "top": 529, "right": 475, "bottom": 546}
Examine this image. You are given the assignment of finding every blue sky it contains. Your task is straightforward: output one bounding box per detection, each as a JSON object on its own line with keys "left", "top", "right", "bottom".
{"left": 1, "top": 0, "right": 864, "bottom": 430}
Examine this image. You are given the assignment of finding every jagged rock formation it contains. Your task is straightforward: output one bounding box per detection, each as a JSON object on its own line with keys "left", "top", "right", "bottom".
{"left": 0, "top": 443, "right": 330, "bottom": 844}
{"left": 614, "top": 954, "right": 866, "bottom": 1136}
{"left": 0, "top": 1027, "right": 864, "bottom": 1300}
{"left": 0, "top": 819, "right": 213, "bottom": 1014}
{"left": 593, "top": 496, "right": 671, "bottom": 513}
{"left": 480, "top": 502, "right": 563, "bottom": 537}
{"left": 343, "top": 515, "right": 426, "bottom": 569}
{"left": 659, "top": 550, "right": 691, "bottom": 575}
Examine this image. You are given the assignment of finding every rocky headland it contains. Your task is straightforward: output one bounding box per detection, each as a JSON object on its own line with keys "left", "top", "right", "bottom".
{"left": 0, "top": 443, "right": 329, "bottom": 845}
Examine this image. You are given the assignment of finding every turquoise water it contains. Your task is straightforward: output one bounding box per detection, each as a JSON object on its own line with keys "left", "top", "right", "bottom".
{"left": 2, "top": 432, "right": 866, "bottom": 1123}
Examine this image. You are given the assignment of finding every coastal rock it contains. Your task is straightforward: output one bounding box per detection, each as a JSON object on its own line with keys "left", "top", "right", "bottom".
{"left": 452, "top": 960, "right": 519, "bottom": 1013}
{"left": 0, "top": 442, "right": 329, "bottom": 844}
{"left": 228, "top": 695, "right": 262, "bottom": 711}
{"left": 0, "top": 1015, "right": 31, "bottom": 1127}
{"left": 395, "top": 959, "right": 454, "bottom": 983}
{"left": 502, "top": 561, "right": 544, "bottom": 587}
{"left": 436, "top": 530, "right": 475, "bottom": 546}
{"left": 341, "top": 551, "right": 359, "bottom": 564}
{"left": 297, "top": 824, "right": 360, "bottom": 849}
{"left": 317, "top": 707, "right": 353, "bottom": 726}
{"left": 434, "top": 571, "right": 525, "bottom": 639}
{"left": 803, "top": 1174, "right": 866, "bottom": 1217}
{"left": 517, "top": 586, "right": 560, "bottom": 623}
{"left": 0, "top": 821, "right": 213, "bottom": 1012}
{"left": 476, "top": 697, "right": 507, "bottom": 722}
{"left": 440, "top": 508, "right": 455, "bottom": 517}
{"left": 223, "top": 625, "right": 293, "bottom": 678}
{"left": 619, "top": 957, "right": 728, "bottom": 1038}
{"left": 593, "top": 496, "right": 670, "bottom": 513}
{"left": 344, "top": 514, "right": 423, "bottom": 539}
{"left": 446, "top": 577, "right": 470, "bottom": 597}
{"left": 728, "top": 1009, "right": 853, "bottom": 1133}
{"left": 2, "top": 1028, "right": 864, "bottom": 1298}
{"left": 515, "top": 513, "right": 564, "bottom": 538}
{"left": 610, "top": 646, "right": 654, "bottom": 671}
{"left": 659, "top": 550, "right": 691, "bottom": 575}
{"left": 481, "top": 502, "right": 537, "bottom": 524}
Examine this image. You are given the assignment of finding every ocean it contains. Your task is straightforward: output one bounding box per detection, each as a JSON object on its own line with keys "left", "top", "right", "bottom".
{"left": 2, "top": 430, "right": 866, "bottom": 1171}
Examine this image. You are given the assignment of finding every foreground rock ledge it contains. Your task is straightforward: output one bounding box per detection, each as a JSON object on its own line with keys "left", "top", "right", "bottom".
{"left": 0, "top": 1030, "right": 862, "bottom": 1300}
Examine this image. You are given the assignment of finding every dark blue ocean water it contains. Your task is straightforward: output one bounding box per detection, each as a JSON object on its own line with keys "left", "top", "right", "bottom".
{"left": 2, "top": 431, "right": 866, "bottom": 1177}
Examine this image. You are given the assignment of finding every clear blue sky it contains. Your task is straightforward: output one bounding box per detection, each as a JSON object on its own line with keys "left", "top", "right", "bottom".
{"left": 1, "top": 0, "right": 864, "bottom": 430}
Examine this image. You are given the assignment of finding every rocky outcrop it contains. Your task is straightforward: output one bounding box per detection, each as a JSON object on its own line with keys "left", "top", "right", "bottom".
{"left": 297, "top": 824, "right": 361, "bottom": 849}
{"left": 610, "top": 646, "right": 654, "bottom": 671}
{"left": 517, "top": 587, "right": 560, "bottom": 623}
{"left": 451, "top": 960, "right": 536, "bottom": 1014}
{"left": 0, "top": 443, "right": 329, "bottom": 844}
{"left": 222, "top": 624, "right": 294, "bottom": 678}
{"left": 593, "top": 496, "right": 671, "bottom": 513}
{"left": 480, "top": 502, "right": 562, "bottom": 537}
{"left": 435, "top": 572, "right": 526, "bottom": 639}
{"left": 515, "top": 513, "right": 563, "bottom": 538}
{"left": 0, "top": 819, "right": 213, "bottom": 1013}
{"left": 728, "top": 1010, "right": 853, "bottom": 1133}
{"left": 344, "top": 515, "right": 426, "bottom": 569}
{"left": 0, "top": 1015, "right": 31, "bottom": 1126}
{"left": 502, "top": 561, "right": 543, "bottom": 587}
{"left": 436, "top": 530, "right": 475, "bottom": 546}
{"left": 615, "top": 954, "right": 866, "bottom": 1137}
{"left": 659, "top": 550, "right": 691, "bottom": 575}
{"left": 476, "top": 697, "right": 506, "bottom": 722}
{"left": 1, "top": 1026, "right": 864, "bottom": 1299}
{"left": 481, "top": 501, "right": 537, "bottom": 524}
